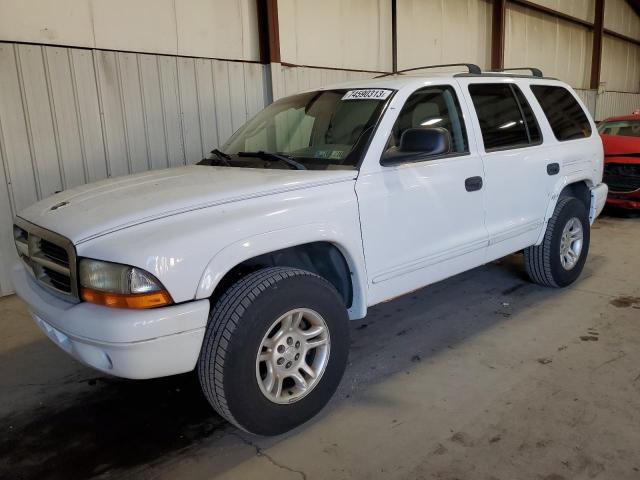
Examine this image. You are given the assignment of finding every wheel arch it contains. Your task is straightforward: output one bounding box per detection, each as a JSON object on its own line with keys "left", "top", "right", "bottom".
{"left": 195, "top": 225, "right": 368, "bottom": 319}
{"left": 535, "top": 176, "right": 594, "bottom": 245}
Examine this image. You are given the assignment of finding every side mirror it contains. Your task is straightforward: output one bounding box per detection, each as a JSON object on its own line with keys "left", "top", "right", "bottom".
{"left": 381, "top": 127, "right": 451, "bottom": 165}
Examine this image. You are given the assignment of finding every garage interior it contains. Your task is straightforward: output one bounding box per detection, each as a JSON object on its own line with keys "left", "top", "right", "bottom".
{"left": 1, "top": 0, "right": 640, "bottom": 479}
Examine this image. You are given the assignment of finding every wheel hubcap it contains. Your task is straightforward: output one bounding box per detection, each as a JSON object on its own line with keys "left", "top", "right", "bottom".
{"left": 256, "top": 308, "right": 330, "bottom": 404}
{"left": 559, "top": 217, "right": 583, "bottom": 270}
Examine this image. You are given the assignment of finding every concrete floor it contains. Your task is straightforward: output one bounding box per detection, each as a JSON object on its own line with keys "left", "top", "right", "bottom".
{"left": 1, "top": 212, "right": 639, "bottom": 480}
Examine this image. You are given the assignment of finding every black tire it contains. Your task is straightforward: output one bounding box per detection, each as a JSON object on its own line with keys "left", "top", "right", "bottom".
{"left": 197, "top": 267, "right": 350, "bottom": 435}
{"left": 524, "top": 196, "right": 590, "bottom": 287}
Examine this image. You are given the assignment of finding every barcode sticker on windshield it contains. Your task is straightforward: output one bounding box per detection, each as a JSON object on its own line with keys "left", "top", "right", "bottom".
{"left": 342, "top": 89, "right": 392, "bottom": 101}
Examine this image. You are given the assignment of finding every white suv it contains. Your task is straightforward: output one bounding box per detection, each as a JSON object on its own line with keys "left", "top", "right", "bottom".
{"left": 11, "top": 64, "right": 608, "bottom": 435}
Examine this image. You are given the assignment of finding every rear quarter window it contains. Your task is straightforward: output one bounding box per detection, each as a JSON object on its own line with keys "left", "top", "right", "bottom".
{"left": 530, "top": 85, "right": 592, "bottom": 141}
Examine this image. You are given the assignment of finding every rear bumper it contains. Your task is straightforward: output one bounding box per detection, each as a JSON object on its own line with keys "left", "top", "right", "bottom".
{"left": 11, "top": 262, "right": 210, "bottom": 379}
{"left": 590, "top": 183, "right": 608, "bottom": 223}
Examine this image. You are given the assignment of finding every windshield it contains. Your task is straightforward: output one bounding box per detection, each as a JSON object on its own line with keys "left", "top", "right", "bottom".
{"left": 199, "top": 89, "right": 393, "bottom": 170}
{"left": 598, "top": 120, "right": 640, "bottom": 137}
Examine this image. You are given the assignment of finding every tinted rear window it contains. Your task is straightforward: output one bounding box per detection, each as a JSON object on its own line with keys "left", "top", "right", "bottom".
{"left": 530, "top": 86, "right": 592, "bottom": 141}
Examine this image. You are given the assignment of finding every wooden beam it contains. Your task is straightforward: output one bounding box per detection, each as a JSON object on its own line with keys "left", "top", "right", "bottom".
{"left": 591, "top": 0, "right": 605, "bottom": 89}
{"left": 391, "top": 0, "right": 397, "bottom": 73}
{"left": 491, "top": 0, "right": 506, "bottom": 70}
{"left": 508, "top": 0, "right": 594, "bottom": 29}
{"left": 257, "top": 0, "right": 280, "bottom": 64}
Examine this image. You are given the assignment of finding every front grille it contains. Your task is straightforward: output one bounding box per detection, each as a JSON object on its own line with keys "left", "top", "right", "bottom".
{"left": 39, "top": 239, "right": 69, "bottom": 266}
{"left": 13, "top": 219, "right": 78, "bottom": 300}
{"left": 603, "top": 163, "right": 640, "bottom": 193}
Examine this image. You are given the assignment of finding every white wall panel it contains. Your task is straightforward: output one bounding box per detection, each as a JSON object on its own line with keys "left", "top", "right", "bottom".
{"left": 278, "top": 0, "right": 392, "bottom": 72}
{"left": 0, "top": 41, "right": 270, "bottom": 294}
{"left": 601, "top": 35, "right": 640, "bottom": 92}
{"left": 175, "top": 0, "right": 260, "bottom": 61}
{"left": 604, "top": 0, "right": 640, "bottom": 40}
{"left": 505, "top": 3, "right": 592, "bottom": 89}
{"left": 0, "top": 0, "right": 95, "bottom": 47}
{"left": 524, "top": 0, "right": 595, "bottom": 23}
{"left": 0, "top": 0, "right": 260, "bottom": 61}
{"left": 396, "top": 0, "right": 492, "bottom": 70}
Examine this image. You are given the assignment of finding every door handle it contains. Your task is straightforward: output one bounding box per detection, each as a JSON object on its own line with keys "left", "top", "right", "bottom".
{"left": 547, "top": 163, "right": 560, "bottom": 175}
{"left": 465, "top": 176, "right": 483, "bottom": 192}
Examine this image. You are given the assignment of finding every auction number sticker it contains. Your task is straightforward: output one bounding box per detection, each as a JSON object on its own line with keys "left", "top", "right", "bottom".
{"left": 342, "top": 89, "right": 392, "bottom": 100}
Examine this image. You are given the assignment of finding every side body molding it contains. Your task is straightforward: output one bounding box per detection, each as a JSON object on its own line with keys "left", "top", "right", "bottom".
{"left": 196, "top": 223, "right": 369, "bottom": 320}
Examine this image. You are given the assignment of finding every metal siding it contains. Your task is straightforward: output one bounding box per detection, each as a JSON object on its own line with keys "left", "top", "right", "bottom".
{"left": 396, "top": 0, "right": 492, "bottom": 71}
{"left": 0, "top": 41, "right": 270, "bottom": 295}
{"left": 601, "top": 35, "right": 640, "bottom": 93}
{"left": 505, "top": 3, "right": 592, "bottom": 89}
{"left": 45, "top": 47, "right": 88, "bottom": 189}
{"left": 595, "top": 91, "right": 640, "bottom": 120}
{"left": 574, "top": 88, "right": 598, "bottom": 117}
{"left": 138, "top": 54, "right": 171, "bottom": 170}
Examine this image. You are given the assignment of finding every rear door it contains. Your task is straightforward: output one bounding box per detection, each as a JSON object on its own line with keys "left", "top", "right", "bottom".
{"left": 458, "top": 78, "right": 550, "bottom": 260}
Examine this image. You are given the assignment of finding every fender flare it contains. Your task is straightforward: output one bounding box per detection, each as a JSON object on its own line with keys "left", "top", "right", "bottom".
{"left": 534, "top": 173, "right": 594, "bottom": 245}
{"left": 195, "top": 223, "right": 368, "bottom": 319}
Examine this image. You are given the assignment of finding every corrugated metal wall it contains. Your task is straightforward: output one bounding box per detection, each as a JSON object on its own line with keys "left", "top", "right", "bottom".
{"left": 0, "top": 41, "right": 271, "bottom": 294}
{"left": 595, "top": 90, "right": 640, "bottom": 119}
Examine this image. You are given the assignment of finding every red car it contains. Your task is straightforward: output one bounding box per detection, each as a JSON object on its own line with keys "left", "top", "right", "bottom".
{"left": 599, "top": 112, "right": 640, "bottom": 209}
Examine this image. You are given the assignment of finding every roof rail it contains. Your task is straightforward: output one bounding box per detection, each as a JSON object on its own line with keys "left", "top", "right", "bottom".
{"left": 490, "top": 67, "right": 543, "bottom": 77}
{"left": 375, "top": 63, "right": 482, "bottom": 78}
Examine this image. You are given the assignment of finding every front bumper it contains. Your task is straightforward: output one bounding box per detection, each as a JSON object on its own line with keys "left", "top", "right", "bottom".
{"left": 10, "top": 262, "right": 210, "bottom": 379}
{"left": 606, "top": 190, "right": 640, "bottom": 210}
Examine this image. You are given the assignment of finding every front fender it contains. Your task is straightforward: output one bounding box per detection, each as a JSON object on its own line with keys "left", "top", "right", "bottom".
{"left": 196, "top": 223, "right": 368, "bottom": 320}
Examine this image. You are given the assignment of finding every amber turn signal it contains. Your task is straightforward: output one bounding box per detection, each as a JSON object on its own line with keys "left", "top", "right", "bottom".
{"left": 80, "top": 288, "right": 173, "bottom": 309}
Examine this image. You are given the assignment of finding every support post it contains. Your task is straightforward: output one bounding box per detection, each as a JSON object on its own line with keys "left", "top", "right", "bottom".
{"left": 590, "top": 0, "right": 605, "bottom": 89}
{"left": 391, "top": 0, "right": 397, "bottom": 73}
{"left": 491, "top": 0, "right": 506, "bottom": 70}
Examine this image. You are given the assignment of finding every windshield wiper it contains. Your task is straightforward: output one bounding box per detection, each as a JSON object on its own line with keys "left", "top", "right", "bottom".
{"left": 209, "top": 148, "right": 231, "bottom": 166}
{"left": 238, "top": 151, "right": 307, "bottom": 170}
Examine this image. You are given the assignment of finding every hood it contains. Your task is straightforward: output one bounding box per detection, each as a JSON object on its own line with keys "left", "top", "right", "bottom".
{"left": 601, "top": 134, "right": 640, "bottom": 163}
{"left": 18, "top": 166, "right": 356, "bottom": 244}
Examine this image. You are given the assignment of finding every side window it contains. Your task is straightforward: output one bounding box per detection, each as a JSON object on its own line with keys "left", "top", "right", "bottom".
{"left": 468, "top": 83, "right": 540, "bottom": 151}
{"left": 530, "top": 85, "right": 592, "bottom": 141}
{"left": 387, "top": 86, "right": 468, "bottom": 154}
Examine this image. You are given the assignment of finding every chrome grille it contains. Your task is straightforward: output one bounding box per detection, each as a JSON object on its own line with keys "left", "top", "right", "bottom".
{"left": 13, "top": 219, "right": 78, "bottom": 300}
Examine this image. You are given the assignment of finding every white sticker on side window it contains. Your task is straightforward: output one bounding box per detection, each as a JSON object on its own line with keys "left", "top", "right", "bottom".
{"left": 341, "top": 89, "right": 392, "bottom": 101}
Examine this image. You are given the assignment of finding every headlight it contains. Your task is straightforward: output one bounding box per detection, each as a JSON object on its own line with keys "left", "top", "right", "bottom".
{"left": 79, "top": 259, "right": 172, "bottom": 309}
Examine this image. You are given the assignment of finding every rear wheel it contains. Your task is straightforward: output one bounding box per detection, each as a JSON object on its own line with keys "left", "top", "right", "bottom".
{"left": 524, "top": 196, "right": 590, "bottom": 287}
{"left": 197, "top": 267, "right": 349, "bottom": 435}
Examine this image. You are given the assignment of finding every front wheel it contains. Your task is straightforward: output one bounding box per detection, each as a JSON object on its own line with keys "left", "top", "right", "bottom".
{"left": 197, "top": 267, "right": 350, "bottom": 435}
{"left": 524, "top": 196, "right": 591, "bottom": 287}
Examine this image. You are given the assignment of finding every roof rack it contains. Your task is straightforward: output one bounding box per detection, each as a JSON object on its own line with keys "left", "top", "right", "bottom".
{"left": 375, "top": 63, "right": 482, "bottom": 78}
{"left": 489, "top": 67, "right": 543, "bottom": 77}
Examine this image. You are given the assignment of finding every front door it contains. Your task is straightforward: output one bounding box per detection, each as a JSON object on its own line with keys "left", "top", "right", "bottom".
{"left": 356, "top": 83, "right": 488, "bottom": 305}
